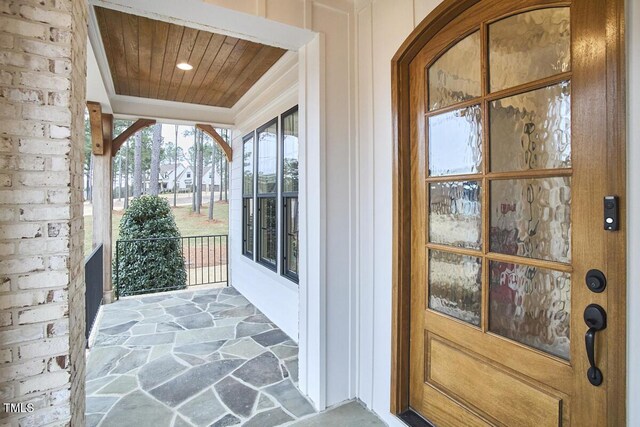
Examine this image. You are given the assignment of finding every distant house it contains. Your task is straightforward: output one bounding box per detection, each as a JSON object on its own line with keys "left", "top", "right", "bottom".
{"left": 160, "top": 163, "right": 220, "bottom": 192}
{"left": 203, "top": 166, "right": 222, "bottom": 192}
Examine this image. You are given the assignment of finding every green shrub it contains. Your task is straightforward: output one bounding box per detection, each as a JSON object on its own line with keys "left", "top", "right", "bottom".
{"left": 113, "top": 195, "right": 186, "bottom": 297}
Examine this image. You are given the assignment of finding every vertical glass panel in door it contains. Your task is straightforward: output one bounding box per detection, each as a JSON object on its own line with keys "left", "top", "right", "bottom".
{"left": 428, "top": 250, "right": 482, "bottom": 326}
{"left": 429, "top": 105, "right": 482, "bottom": 176}
{"left": 428, "top": 31, "right": 481, "bottom": 110}
{"left": 489, "top": 8, "right": 570, "bottom": 92}
{"left": 282, "top": 110, "right": 299, "bottom": 193}
{"left": 258, "top": 122, "right": 277, "bottom": 194}
{"left": 489, "top": 261, "right": 570, "bottom": 359}
{"left": 490, "top": 178, "right": 571, "bottom": 263}
{"left": 429, "top": 181, "right": 481, "bottom": 249}
{"left": 490, "top": 82, "right": 571, "bottom": 172}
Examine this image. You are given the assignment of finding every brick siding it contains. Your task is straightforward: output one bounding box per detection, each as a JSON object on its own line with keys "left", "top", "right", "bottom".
{"left": 0, "top": 0, "right": 87, "bottom": 426}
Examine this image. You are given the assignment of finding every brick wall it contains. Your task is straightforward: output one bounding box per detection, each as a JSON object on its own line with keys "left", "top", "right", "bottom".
{"left": 0, "top": 0, "right": 87, "bottom": 426}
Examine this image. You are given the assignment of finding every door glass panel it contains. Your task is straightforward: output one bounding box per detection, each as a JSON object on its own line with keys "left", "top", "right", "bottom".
{"left": 429, "top": 181, "right": 482, "bottom": 249}
{"left": 489, "top": 261, "right": 570, "bottom": 359}
{"left": 489, "top": 8, "right": 570, "bottom": 92}
{"left": 490, "top": 178, "right": 571, "bottom": 263}
{"left": 428, "top": 31, "right": 481, "bottom": 110}
{"left": 429, "top": 105, "right": 482, "bottom": 176}
{"left": 490, "top": 82, "right": 571, "bottom": 172}
{"left": 429, "top": 250, "right": 482, "bottom": 326}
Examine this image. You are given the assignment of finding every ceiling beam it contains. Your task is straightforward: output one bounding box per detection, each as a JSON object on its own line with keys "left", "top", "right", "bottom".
{"left": 87, "top": 101, "right": 105, "bottom": 155}
{"left": 196, "top": 124, "right": 232, "bottom": 162}
{"left": 112, "top": 118, "right": 156, "bottom": 156}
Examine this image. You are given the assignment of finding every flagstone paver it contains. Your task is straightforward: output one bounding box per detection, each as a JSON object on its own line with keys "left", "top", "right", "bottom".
{"left": 244, "top": 407, "right": 293, "bottom": 427}
{"left": 214, "top": 376, "right": 258, "bottom": 418}
{"left": 264, "top": 379, "right": 315, "bottom": 418}
{"left": 177, "top": 388, "right": 226, "bottom": 425}
{"left": 232, "top": 352, "right": 282, "bottom": 388}
{"left": 85, "top": 286, "right": 309, "bottom": 426}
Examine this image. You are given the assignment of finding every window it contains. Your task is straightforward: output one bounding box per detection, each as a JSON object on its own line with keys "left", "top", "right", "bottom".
{"left": 257, "top": 119, "right": 278, "bottom": 270}
{"left": 242, "top": 133, "right": 254, "bottom": 258}
{"left": 242, "top": 106, "right": 299, "bottom": 280}
{"left": 186, "top": 172, "right": 191, "bottom": 178}
{"left": 281, "top": 107, "right": 299, "bottom": 282}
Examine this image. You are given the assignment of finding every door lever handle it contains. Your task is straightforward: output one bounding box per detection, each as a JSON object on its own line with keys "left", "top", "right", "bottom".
{"left": 584, "top": 304, "right": 606, "bottom": 386}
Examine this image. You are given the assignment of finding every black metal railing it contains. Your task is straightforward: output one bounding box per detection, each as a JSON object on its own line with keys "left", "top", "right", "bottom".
{"left": 114, "top": 234, "right": 228, "bottom": 298}
{"left": 85, "top": 244, "right": 103, "bottom": 345}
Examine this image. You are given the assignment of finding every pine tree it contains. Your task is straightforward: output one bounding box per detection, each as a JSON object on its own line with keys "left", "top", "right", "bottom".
{"left": 149, "top": 124, "right": 162, "bottom": 196}
{"left": 196, "top": 129, "right": 204, "bottom": 213}
{"left": 208, "top": 142, "right": 216, "bottom": 220}
{"left": 191, "top": 127, "right": 197, "bottom": 212}
{"left": 133, "top": 131, "right": 143, "bottom": 197}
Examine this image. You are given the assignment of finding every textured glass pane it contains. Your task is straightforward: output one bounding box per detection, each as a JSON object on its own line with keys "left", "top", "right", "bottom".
{"left": 259, "top": 198, "right": 277, "bottom": 265}
{"left": 490, "top": 178, "right": 571, "bottom": 263}
{"left": 428, "top": 31, "right": 481, "bottom": 110}
{"left": 429, "top": 181, "right": 482, "bottom": 249}
{"left": 283, "top": 110, "right": 299, "bottom": 193}
{"left": 489, "top": 261, "right": 570, "bottom": 359}
{"left": 429, "top": 105, "right": 482, "bottom": 176}
{"left": 489, "top": 8, "right": 570, "bottom": 91}
{"left": 243, "top": 137, "right": 254, "bottom": 196}
{"left": 258, "top": 122, "right": 277, "bottom": 194}
{"left": 490, "top": 82, "right": 571, "bottom": 172}
{"left": 285, "top": 197, "right": 299, "bottom": 276}
{"left": 429, "top": 250, "right": 482, "bottom": 326}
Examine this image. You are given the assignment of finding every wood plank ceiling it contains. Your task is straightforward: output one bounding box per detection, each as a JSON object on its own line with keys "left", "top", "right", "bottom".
{"left": 94, "top": 6, "right": 287, "bottom": 108}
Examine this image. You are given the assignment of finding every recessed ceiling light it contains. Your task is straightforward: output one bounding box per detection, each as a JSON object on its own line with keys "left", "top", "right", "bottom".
{"left": 177, "top": 62, "right": 193, "bottom": 71}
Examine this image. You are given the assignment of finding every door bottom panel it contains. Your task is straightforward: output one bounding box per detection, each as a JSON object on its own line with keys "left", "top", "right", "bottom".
{"left": 425, "top": 333, "right": 565, "bottom": 427}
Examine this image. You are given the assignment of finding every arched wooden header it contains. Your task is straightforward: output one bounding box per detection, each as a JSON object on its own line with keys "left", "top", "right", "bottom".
{"left": 87, "top": 110, "right": 231, "bottom": 161}
{"left": 111, "top": 119, "right": 156, "bottom": 156}
{"left": 196, "top": 124, "right": 233, "bottom": 162}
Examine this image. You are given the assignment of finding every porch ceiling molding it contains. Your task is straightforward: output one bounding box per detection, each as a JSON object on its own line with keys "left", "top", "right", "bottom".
{"left": 89, "top": 0, "right": 315, "bottom": 51}
{"left": 86, "top": 0, "right": 308, "bottom": 126}
{"left": 105, "top": 50, "right": 298, "bottom": 126}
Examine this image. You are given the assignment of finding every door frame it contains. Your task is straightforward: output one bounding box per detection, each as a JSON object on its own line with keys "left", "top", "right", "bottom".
{"left": 390, "top": 0, "right": 627, "bottom": 424}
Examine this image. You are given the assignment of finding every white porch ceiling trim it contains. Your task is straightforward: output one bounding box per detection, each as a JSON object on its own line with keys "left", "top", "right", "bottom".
{"left": 108, "top": 95, "right": 236, "bottom": 126}
{"left": 86, "top": 35, "right": 112, "bottom": 114}
{"left": 85, "top": 0, "right": 310, "bottom": 126}
{"left": 89, "top": 0, "right": 315, "bottom": 51}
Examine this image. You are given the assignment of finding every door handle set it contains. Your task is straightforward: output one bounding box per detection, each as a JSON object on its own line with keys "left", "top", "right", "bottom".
{"left": 583, "top": 269, "right": 607, "bottom": 387}
{"left": 583, "top": 304, "right": 606, "bottom": 386}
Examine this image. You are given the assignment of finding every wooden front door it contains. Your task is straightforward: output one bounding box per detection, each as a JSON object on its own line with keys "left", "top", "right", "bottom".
{"left": 403, "top": 1, "right": 626, "bottom": 426}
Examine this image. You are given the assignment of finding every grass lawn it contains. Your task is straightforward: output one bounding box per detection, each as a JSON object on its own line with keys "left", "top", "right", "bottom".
{"left": 84, "top": 201, "right": 229, "bottom": 256}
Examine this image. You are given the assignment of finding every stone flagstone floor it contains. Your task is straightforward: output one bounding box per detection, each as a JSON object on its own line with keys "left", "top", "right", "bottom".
{"left": 85, "top": 286, "right": 315, "bottom": 427}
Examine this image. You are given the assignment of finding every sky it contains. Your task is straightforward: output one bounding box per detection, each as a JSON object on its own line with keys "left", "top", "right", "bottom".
{"left": 160, "top": 124, "right": 202, "bottom": 152}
